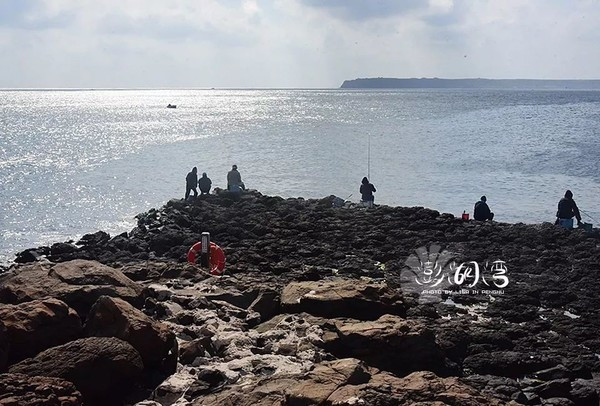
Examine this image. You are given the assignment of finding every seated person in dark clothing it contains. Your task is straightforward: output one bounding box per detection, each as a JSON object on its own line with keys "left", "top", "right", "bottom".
{"left": 360, "top": 177, "right": 376, "bottom": 207}
{"left": 474, "top": 196, "right": 494, "bottom": 221}
{"left": 556, "top": 190, "right": 582, "bottom": 229}
{"left": 198, "top": 172, "right": 212, "bottom": 195}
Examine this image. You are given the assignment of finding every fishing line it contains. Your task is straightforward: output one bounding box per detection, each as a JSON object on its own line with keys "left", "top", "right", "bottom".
{"left": 579, "top": 209, "right": 599, "bottom": 224}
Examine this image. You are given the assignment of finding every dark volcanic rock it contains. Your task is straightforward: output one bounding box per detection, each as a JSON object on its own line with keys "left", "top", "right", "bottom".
{"left": 10, "top": 191, "right": 600, "bottom": 404}
{"left": 8, "top": 337, "right": 143, "bottom": 405}
{"left": 0, "top": 298, "right": 82, "bottom": 365}
{"left": 463, "top": 350, "right": 556, "bottom": 378}
{"left": 0, "top": 373, "right": 82, "bottom": 405}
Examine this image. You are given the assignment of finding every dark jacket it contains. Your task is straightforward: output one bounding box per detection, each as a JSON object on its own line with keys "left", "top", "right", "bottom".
{"left": 227, "top": 169, "right": 242, "bottom": 188}
{"left": 198, "top": 176, "right": 212, "bottom": 192}
{"left": 186, "top": 171, "right": 198, "bottom": 188}
{"left": 474, "top": 201, "right": 491, "bottom": 221}
{"left": 557, "top": 197, "right": 581, "bottom": 221}
{"left": 360, "top": 183, "right": 376, "bottom": 201}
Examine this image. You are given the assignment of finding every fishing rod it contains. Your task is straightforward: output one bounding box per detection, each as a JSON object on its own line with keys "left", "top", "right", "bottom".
{"left": 579, "top": 208, "right": 599, "bottom": 224}
{"left": 368, "top": 132, "right": 371, "bottom": 180}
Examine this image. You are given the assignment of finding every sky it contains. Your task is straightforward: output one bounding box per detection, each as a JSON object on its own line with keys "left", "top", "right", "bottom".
{"left": 1, "top": 0, "right": 599, "bottom": 88}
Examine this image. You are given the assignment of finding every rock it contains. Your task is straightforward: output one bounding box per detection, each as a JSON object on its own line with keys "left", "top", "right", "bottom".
{"left": 77, "top": 231, "right": 110, "bottom": 246}
{"left": 0, "top": 260, "right": 144, "bottom": 316}
{"left": 541, "top": 398, "right": 575, "bottom": 406}
{"left": 461, "top": 374, "right": 525, "bottom": 403}
{"left": 183, "top": 369, "right": 228, "bottom": 399}
{"left": 203, "top": 289, "right": 259, "bottom": 309}
{"left": 570, "top": 378, "right": 599, "bottom": 405}
{"left": 179, "top": 337, "right": 215, "bottom": 364}
{"left": 327, "top": 370, "right": 507, "bottom": 406}
{"left": 13, "top": 248, "right": 46, "bottom": 264}
{"left": 535, "top": 364, "right": 571, "bottom": 381}
{"left": 533, "top": 378, "right": 572, "bottom": 399}
{"left": 9, "top": 337, "right": 143, "bottom": 404}
{"left": 0, "top": 323, "right": 7, "bottom": 372}
{"left": 0, "top": 298, "right": 82, "bottom": 365}
{"left": 281, "top": 279, "right": 404, "bottom": 320}
{"left": 84, "top": 296, "right": 177, "bottom": 374}
{"left": 247, "top": 289, "right": 280, "bottom": 322}
{"left": 198, "top": 360, "right": 507, "bottom": 406}
{"left": 321, "top": 314, "right": 449, "bottom": 376}
{"left": 50, "top": 242, "right": 78, "bottom": 256}
{"left": 0, "top": 373, "right": 82, "bottom": 405}
{"left": 285, "top": 358, "right": 371, "bottom": 404}
{"left": 463, "top": 351, "right": 556, "bottom": 378}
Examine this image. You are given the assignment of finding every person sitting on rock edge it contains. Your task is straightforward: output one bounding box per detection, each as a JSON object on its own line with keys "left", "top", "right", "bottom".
{"left": 555, "top": 190, "right": 582, "bottom": 229}
{"left": 360, "top": 177, "right": 376, "bottom": 208}
{"left": 474, "top": 196, "right": 494, "bottom": 221}
{"left": 227, "top": 165, "right": 245, "bottom": 193}
{"left": 185, "top": 167, "right": 198, "bottom": 200}
{"left": 198, "top": 172, "right": 212, "bottom": 195}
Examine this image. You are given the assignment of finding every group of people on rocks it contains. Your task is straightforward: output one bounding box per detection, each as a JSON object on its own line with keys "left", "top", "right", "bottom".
{"left": 471, "top": 190, "right": 584, "bottom": 229}
{"left": 185, "top": 165, "right": 245, "bottom": 200}
{"left": 360, "top": 178, "right": 586, "bottom": 229}
{"left": 186, "top": 168, "right": 587, "bottom": 230}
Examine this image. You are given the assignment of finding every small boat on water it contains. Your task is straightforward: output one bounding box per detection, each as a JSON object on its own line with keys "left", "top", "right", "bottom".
{"left": 167, "top": 104, "right": 177, "bottom": 109}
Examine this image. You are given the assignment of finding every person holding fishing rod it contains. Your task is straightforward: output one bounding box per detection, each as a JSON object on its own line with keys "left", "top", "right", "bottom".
{"left": 360, "top": 177, "right": 376, "bottom": 208}
{"left": 555, "top": 190, "right": 582, "bottom": 229}
{"left": 359, "top": 133, "right": 377, "bottom": 208}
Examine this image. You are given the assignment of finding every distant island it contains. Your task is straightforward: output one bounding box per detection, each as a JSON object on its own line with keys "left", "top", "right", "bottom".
{"left": 340, "top": 77, "right": 600, "bottom": 90}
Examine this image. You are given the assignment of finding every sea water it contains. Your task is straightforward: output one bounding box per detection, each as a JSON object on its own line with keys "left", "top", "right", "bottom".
{"left": 1, "top": 89, "right": 600, "bottom": 263}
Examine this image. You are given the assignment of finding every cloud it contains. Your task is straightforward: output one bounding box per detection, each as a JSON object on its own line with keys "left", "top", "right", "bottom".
{"left": 0, "top": 0, "right": 74, "bottom": 30}
{"left": 0, "top": 0, "right": 599, "bottom": 87}
{"left": 299, "top": 0, "right": 425, "bottom": 21}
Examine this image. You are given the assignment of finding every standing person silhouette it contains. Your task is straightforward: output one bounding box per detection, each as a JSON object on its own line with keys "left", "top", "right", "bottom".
{"left": 185, "top": 167, "right": 198, "bottom": 200}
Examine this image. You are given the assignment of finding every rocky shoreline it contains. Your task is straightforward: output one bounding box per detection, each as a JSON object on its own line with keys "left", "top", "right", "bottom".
{"left": 1, "top": 191, "right": 599, "bottom": 405}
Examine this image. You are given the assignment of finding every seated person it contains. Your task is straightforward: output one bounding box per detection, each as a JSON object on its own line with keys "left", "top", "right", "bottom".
{"left": 556, "top": 190, "right": 582, "bottom": 229}
{"left": 360, "top": 177, "right": 376, "bottom": 207}
{"left": 474, "top": 196, "right": 494, "bottom": 221}
{"left": 198, "top": 172, "right": 212, "bottom": 195}
{"left": 227, "top": 165, "right": 244, "bottom": 193}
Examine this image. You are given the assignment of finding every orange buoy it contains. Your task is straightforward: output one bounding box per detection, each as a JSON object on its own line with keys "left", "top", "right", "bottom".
{"left": 187, "top": 241, "right": 226, "bottom": 275}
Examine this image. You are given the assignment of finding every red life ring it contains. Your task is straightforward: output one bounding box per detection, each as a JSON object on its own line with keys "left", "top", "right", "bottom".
{"left": 187, "top": 241, "right": 226, "bottom": 275}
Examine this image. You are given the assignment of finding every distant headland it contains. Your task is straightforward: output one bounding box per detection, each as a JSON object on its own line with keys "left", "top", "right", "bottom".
{"left": 340, "top": 77, "right": 600, "bottom": 90}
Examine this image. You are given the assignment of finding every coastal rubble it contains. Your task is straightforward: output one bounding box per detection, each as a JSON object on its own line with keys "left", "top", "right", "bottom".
{"left": 1, "top": 191, "right": 599, "bottom": 405}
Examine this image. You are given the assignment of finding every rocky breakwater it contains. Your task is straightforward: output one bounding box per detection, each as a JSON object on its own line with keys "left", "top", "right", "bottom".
{"left": 2, "top": 191, "right": 599, "bottom": 405}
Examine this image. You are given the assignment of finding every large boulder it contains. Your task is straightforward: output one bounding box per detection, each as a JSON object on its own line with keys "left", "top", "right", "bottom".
{"left": 326, "top": 370, "right": 509, "bottom": 406}
{"left": 0, "top": 298, "right": 82, "bottom": 365}
{"left": 321, "top": 314, "right": 449, "bottom": 376}
{"left": 0, "top": 323, "right": 7, "bottom": 372}
{"left": 0, "top": 260, "right": 143, "bottom": 316}
{"left": 194, "top": 359, "right": 508, "bottom": 406}
{"left": 281, "top": 279, "right": 404, "bottom": 320}
{"left": 0, "top": 373, "right": 82, "bottom": 405}
{"left": 8, "top": 337, "right": 143, "bottom": 404}
{"left": 285, "top": 358, "right": 371, "bottom": 404}
{"left": 84, "top": 296, "right": 177, "bottom": 374}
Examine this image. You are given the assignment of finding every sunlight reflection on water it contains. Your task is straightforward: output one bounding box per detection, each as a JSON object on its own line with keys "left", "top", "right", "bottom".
{"left": 1, "top": 89, "right": 600, "bottom": 262}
